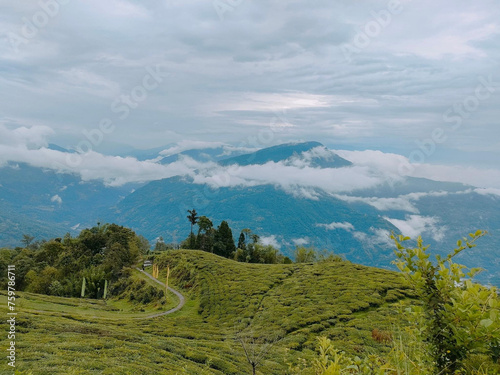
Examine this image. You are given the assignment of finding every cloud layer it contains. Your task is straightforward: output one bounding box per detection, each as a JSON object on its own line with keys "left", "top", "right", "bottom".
{"left": 2, "top": 125, "right": 500, "bottom": 195}
{"left": 1, "top": 0, "right": 499, "bottom": 166}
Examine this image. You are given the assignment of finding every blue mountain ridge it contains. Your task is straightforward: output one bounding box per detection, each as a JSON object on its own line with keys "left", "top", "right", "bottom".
{"left": 107, "top": 142, "right": 500, "bottom": 285}
{"left": 1, "top": 141, "right": 499, "bottom": 285}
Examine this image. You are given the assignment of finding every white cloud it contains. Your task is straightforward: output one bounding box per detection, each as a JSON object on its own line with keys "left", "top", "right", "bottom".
{"left": 292, "top": 237, "right": 310, "bottom": 246}
{"left": 286, "top": 146, "right": 342, "bottom": 168}
{"left": 206, "top": 92, "right": 377, "bottom": 114}
{"left": 333, "top": 195, "right": 420, "bottom": 213}
{"left": 0, "top": 124, "right": 53, "bottom": 149}
{"left": 1, "top": 0, "right": 499, "bottom": 158}
{"left": 316, "top": 221, "right": 354, "bottom": 231}
{"left": 1, "top": 125, "right": 500, "bottom": 196}
{"left": 383, "top": 215, "right": 446, "bottom": 241}
{"left": 475, "top": 188, "right": 500, "bottom": 197}
{"left": 0, "top": 140, "right": 200, "bottom": 186}
{"left": 353, "top": 228, "right": 393, "bottom": 248}
{"left": 336, "top": 149, "right": 500, "bottom": 190}
{"left": 51, "top": 195, "right": 63, "bottom": 205}
{"left": 259, "top": 235, "right": 280, "bottom": 248}
{"left": 411, "top": 164, "right": 500, "bottom": 190}
{"left": 334, "top": 149, "right": 410, "bottom": 175}
{"left": 159, "top": 140, "right": 227, "bottom": 157}
{"left": 387, "top": 13, "right": 500, "bottom": 60}
{"left": 191, "top": 161, "right": 387, "bottom": 194}
{"left": 85, "top": 0, "right": 150, "bottom": 18}
{"left": 57, "top": 68, "right": 121, "bottom": 98}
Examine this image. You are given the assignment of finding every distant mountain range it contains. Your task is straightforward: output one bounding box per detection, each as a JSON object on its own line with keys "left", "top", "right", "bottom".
{"left": 1, "top": 141, "right": 499, "bottom": 284}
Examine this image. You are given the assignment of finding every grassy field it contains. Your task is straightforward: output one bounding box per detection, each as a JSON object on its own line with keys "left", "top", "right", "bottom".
{"left": 0, "top": 270, "right": 179, "bottom": 320}
{"left": 1, "top": 250, "right": 415, "bottom": 374}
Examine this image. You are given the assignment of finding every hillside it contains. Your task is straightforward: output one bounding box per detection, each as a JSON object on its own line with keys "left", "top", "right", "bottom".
{"left": 0, "top": 250, "right": 414, "bottom": 374}
{"left": 0, "top": 163, "right": 137, "bottom": 246}
{"left": 108, "top": 176, "right": 500, "bottom": 285}
{"left": 2, "top": 141, "right": 499, "bottom": 284}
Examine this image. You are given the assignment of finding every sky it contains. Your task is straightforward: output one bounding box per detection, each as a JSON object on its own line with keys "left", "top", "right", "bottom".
{"left": 0, "top": 0, "right": 500, "bottom": 186}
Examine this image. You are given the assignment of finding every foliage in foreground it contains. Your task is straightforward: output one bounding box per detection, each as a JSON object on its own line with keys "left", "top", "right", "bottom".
{"left": 0, "top": 224, "right": 148, "bottom": 298}
{"left": 291, "top": 231, "right": 500, "bottom": 374}
{"left": 393, "top": 230, "right": 500, "bottom": 374}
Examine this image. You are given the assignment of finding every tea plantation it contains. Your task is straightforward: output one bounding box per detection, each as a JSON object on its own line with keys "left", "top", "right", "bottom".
{"left": 1, "top": 250, "right": 415, "bottom": 374}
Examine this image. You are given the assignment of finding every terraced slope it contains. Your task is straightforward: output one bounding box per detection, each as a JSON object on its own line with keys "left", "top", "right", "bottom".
{"left": 1, "top": 251, "right": 414, "bottom": 374}
{"left": 155, "top": 251, "right": 414, "bottom": 356}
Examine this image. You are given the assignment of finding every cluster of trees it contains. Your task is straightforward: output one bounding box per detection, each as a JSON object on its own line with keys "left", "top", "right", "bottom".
{"left": 183, "top": 209, "right": 237, "bottom": 258}
{"left": 152, "top": 209, "right": 343, "bottom": 265}
{"left": 0, "top": 224, "right": 148, "bottom": 298}
{"left": 161, "top": 209, "right": 294, "bottom": 264}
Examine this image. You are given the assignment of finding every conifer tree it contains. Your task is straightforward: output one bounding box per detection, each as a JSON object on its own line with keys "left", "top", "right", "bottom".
{"left": 214, "top": 221, "right": 236, "bottom": 258}
{"left": 238, "top": 232, "right": 246, "bottom": 250}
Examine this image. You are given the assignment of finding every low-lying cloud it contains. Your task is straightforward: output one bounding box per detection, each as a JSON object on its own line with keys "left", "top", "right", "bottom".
{"left": 2, "top": 126, "right": 500, "bottom": 198}
{"left": 383, "top": 215, "right": 446, "bottom": 241}
{"left": 316, "top": 221, "right": 355, "bottom": 231}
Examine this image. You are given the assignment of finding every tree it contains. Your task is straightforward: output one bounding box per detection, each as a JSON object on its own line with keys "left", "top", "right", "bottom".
{"left": 187, "top": 209, "right": 199, "bottom": 236}
{"left": 392, "top": 230, "right": 500, "bottom": 374}
{"left": 238, "top": 232, "right": 246, "bottom": 250}
{"left": 35, "top": 240, "right": 64, "bottom": 266}
{"left": 136, "top": 235, "right": 151, "bottom": 255}
{"left": 197, "top": 216, "right": 214, "bottom": 252}
{"left": 249, "top": 244, "right": 279, "bottom": 264}
{"left": 25, "top": 266, "right": 59, "bottom": 294}
{"left": 241, "top": 228, "right": 252, "bottom": 241}
{"left": 154, "top": 237, "right": 169, "bottom": 252}
{"left": 294, "top": 246, "right": 317, "bottom": 263}
{"left": 213, "top": 221, "right": 236, "bottom": 258}
{"left": 236, "top": 331, "right": 283, "bottom": 375}
{"left": 197, "top": 216, "right": 213, "bottom": 234}
{"left": 21, "top": 234, "right": 35, "bottom": 247}
{"left": 187, "top": 209, "right": 199, "bottom": 249}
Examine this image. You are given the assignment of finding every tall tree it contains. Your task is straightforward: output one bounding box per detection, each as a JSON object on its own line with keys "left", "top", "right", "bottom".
{"left": 186, "top": 209, "right": 199, "bottom": 248}
{"left": 213, "top": 221, "right": 236, "bottom": 258}
{"left": 186, "top": 209, "right": 199, "bottom": 236}
{"left": 241, "top": 228, "right": 252, "bottom": 241}
{"left": 21, "top": 234, "right": 35, "bottom": 247}
{"left": 237, "top": 232, "right": 246, "bottom": 250}
{"left": 197, "top": 216, "right": 214, "bottom": 252}
{"left": 197, "top": 216, "right": 213, "bottom": 235}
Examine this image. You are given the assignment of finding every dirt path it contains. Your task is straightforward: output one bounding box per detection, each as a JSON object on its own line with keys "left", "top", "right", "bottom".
{"left": 134, "top": 268, "right": 186, "bottom": 319}
{"left": 12, "top": 270, "right": 186, "bottom": 321}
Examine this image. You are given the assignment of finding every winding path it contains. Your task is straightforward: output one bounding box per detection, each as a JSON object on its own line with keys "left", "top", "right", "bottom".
{"left": 14, "top": 269, "right": 186, "bottom": 321}
{"left": 134, "top": 268, "right": 186, "bottom": 319}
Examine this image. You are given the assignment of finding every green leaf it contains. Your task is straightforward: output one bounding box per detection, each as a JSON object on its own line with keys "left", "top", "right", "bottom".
{"left": 480, "top": 318, "right": 493, "bottom": 328}
{"left": 490, "top": 310, "right": 498, "bottom": 322}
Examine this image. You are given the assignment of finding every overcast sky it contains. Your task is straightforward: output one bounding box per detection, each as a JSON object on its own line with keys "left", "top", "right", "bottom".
{"left": 1, "top": 0, "right": 499, "bottom": 169}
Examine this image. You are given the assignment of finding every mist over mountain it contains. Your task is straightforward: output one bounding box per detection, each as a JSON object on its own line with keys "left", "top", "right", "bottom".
{"left": 109, "top": 141, "right": 500, "bottom": 284}
{"left": 1, "top": 141, "right": 499, "bottom": 284}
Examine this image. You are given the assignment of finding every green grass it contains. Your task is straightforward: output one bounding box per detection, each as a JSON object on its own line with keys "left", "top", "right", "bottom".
{"left": 0, "top": 270, "right": 179, "bottom": 320}
{"left": 1, "top": 250, "right": 416, "bottom": 374}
